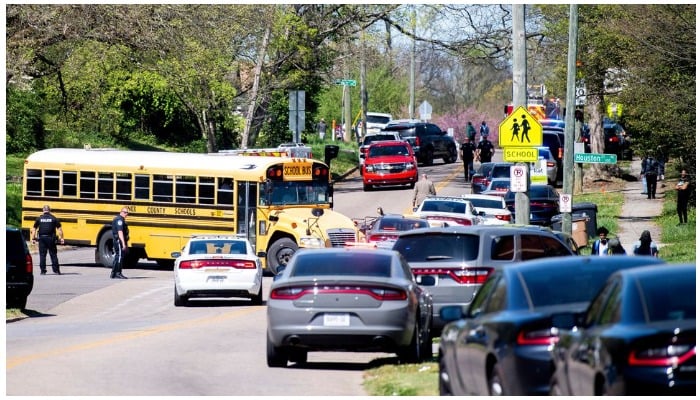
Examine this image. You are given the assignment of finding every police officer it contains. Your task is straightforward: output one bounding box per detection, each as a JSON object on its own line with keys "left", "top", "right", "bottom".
{"left": 111, "top": 207, "right": 130, "bottom": 279}
{"left": 31, "top": 205, "right": 64, "bottom": 275}
{"left": 476, "top": 137, "right": 495, "bottom": 163}
{"left": 460, "top": 137, "right": 477, "bottom": 182}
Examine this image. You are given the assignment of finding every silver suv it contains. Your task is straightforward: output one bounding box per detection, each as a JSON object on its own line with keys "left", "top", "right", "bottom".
{"left": 392, "top": 225, "right": 574, "bottom": 336}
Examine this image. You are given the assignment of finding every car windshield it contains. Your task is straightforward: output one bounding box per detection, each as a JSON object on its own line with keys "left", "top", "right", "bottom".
{"left": 265, "top": 180, "right": 331, "bottom": 206}
{"left": 522, "top": 267, "right": 620, "bottom": 308}
{"left": 369, "top": 145, "right": 408, "bottom": 157}
{"left": 189, "top": 240, "right": 247, "bottom": 255}
{"left": 290, "top": 252, "right": 393, "bottom": 277}
{"left": 421, "top": 200, "right": 467, "bottom": 214}
{"left": 505, "top": 185, "right": 554, "bottom": 200}
{"left": 377, "top": 219, "right": 429, "bottom": 231}
{"left": 468, "top": 198, "right": 504, "bottom": 209}
{"left": 477, "top": 163, "right": 495, "bottom": 176}
{"left": 394, "top": 234, "right": 480, "bottom": 262}
{"left": 367, "top": 115, "right": 391, "bottom": 124}
{"left": 491, "top": 166, "right": 511, "bottom": 178}
{"left": 363, "top": 134, "right": 397, "bottom": 145}
{"left": 489, "top": 181, "right": 510, "bottom": 190}
{"left": 639, "top": 273, "right": 696, "bottom": 322}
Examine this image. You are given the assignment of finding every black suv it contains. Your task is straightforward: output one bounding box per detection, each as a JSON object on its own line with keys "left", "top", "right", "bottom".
{"left": 382, "top": 120, "right": 458, "bottom": 166}
{"left": 6, "top": 225, "right": 34, "bottom": 309}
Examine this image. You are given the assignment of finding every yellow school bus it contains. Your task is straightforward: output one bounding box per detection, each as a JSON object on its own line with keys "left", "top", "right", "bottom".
{"left": 21, "top": 148, "right": 359, "bottom": 273}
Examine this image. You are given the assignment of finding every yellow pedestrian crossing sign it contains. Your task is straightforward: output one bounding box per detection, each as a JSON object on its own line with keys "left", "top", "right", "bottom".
{"left": 499, "top": 106, "right": 543, "bottom": 147}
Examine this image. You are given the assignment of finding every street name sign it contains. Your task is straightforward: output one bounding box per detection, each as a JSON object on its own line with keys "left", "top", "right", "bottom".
{"left": 335, "top": 79, "right": 357, "bottom": 87}
{"left": 499, "top": 105, "right": 543, "bottom": 147}
{"left": 503, "top": 147, "right": 538, "bottom": 162}
{"left": 510, "top": 165, "right": 528, "bottom": 192}
{"left": 574, "top": 153, "right": 617, "bottom": 164}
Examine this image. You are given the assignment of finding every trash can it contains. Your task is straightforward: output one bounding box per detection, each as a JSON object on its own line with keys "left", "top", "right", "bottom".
{"left": 550, "top": 215, "right": 590, "bottom": 248}
{"left": 571, "top": 202, "right": 598, "bottom": 239}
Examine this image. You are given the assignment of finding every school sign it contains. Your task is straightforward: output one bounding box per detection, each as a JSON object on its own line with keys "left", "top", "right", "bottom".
{"left": 499, "top": 106, "right": 543, "bottom": 162}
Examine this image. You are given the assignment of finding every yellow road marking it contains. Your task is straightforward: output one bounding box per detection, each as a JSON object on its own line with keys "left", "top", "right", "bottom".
{"left": 7, "top": 307, "right": 261, "bottom": 370}
{"left": 403, "top": 166, "right": 464, "bottom": 214}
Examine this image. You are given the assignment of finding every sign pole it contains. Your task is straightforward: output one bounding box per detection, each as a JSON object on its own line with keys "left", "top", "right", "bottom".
{"left": 513, "top": 4, "right": 530, "bottom": 225}
{"left": 561, "top": 4, "right": 579, "bottom": 236}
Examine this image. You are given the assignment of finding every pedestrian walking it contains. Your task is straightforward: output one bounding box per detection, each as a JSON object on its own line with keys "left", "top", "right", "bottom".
{"left": 606, "top": 238, "right": 627, "bottom": 255}
{"left": 675, "top": 169, "right": 691, "bottom": 225}
{"left": 111, "top": 207, "right": 130, "bottom": 279}
{"left": 30, "top": 205, "right": 64, "bottom": 275}
{"left": 476, "top": 137, "right": 495, "bottom": 163}
{"left": 632, "top": 230, "right": 659, "bottom": 257}
{"left": 591, "top": 226, "right": 611, "bottom": 256}
{"left": 413, "top": 173, "right": 436, "bottom": 209}
{"left": 316, "top": 118, "right": 327, "bottom": 140}
{"left": 466, "top": 121, "right": 477, "bottom": 141}
{"left": 479, "top": 121, "right": 490, "bottom": 140}
{"left": 640, "top": 154, "right": 661, "bottom": 199}
{"left": 460, "top": 137, "right": 477, "bottom": 182}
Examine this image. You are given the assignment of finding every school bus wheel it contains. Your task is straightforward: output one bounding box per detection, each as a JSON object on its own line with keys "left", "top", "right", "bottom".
{"left": 267, "top": 237, "right": 298, "bottom": 275}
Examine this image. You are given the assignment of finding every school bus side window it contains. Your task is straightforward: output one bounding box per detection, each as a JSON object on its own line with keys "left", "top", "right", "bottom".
{"left": 176, "top": 175, "right": 196, "bottom": 204}
{"left": 135, "top": 174, "right": 150, "bottom": 200}
{"left": 199, "top": 176, "right": 215, "bottom": 204}
{"left": 98, "top": 172, "right": 114, "bottom": 200}
{"left": 80, "top": 171, "right": 96, "bottom": 199}
{"left": 63, "top": 171, "right": 77, "bottom": 197}
{"left": 26, "top": 169, "right": 42, "bottom": 196}
{"left": 116, "top": 173, "right": 132, "bottom": 200}
{"left": 218, "top": 178, "right": 233, "bottom": 205}
{"left": 153, "top": 174, "right": 173, "bottom": 203}
{"left": 45, "top": 169, "right": 60, "bottom": 198}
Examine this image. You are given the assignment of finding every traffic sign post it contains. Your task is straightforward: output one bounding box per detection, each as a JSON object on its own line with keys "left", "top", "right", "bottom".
{"left": 559, "top": 193, "right": 572, "bottom": 213}
{"left": 510, "top": 165, "right": 528, "bottom": 192}
{"left": 498, "top": 105, "right": 543, "bottom": 147}
{"left": 574, "top": 153, "right": 617, "bottom": 164}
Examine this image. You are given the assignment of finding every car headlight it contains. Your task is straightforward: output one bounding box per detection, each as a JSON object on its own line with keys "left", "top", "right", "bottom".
{"left": 406, "top": 162, "right": 416, "bottom": 170}
{"left": 365, "top": 164, "right": 375, "bottom": 172}
{"left": 299, "top": 236, "right": 325, "bottom": 248}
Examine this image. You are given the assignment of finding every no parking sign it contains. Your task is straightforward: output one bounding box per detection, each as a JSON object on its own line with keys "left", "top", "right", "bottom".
{"left": 559, "top": 193, "right": 572, "bottom": 212}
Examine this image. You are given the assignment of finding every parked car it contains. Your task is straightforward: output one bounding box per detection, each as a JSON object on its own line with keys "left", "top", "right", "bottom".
{"left": 356, "top": 111, "right": 393, "bottom": 137}
{"left": 437, "top": 255, "right": 666, "bottom": 396}
{"left": 381, "top": 119, "right": 458, "bottom": 166}
{"left": 6, "top": 225, "right": 34, "bottom": 309}
{"left": 363, "top": 214, "right": 430, "bottom": 249}
{"left": 460, "top": 194, "right": 512, "bottom": 225}
{"left": 504, "top": 184, "right": 560, "bottom": 226}
{"left": 533, "top": 146, "right": 558, "bottom": 186}
{"left": 266, "top": 247, "right": 434, "bottom": 367}
{"left": 543, "top": 130, "right": 564, "bottom": 181}
{"left": 362, "top": 140, "right": 418, "bottom": 191}
{"left": 550, "top": 263, "right": 695, "bottom": 396}
{"left": 603, "top": 120, "right": 625, "bottom": 157}
{"left": 412, "top": 196, "right": 481, "bottom": 226}
{"left": 486, "top": 162, "right": 514, "bottom": 181}
{"left": 358, "top": 131, "right": 401, "bottom": 168}
{"left": 392, "top": 225, "right": 575, "bottom": 336}
{"left": 172, "top": 234, "right": 263, "bottom": 306}
{"left": 483, "top": 177, "right": 511, "bottom": 194}
{"left": 471, "top": 162, "right": 496, "bottom": 194}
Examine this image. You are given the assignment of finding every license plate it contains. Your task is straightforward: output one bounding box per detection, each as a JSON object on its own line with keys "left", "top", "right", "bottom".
{"left": 323, "top": 313, "right": 350, "bottom": 327}
{"left": 206, "top": 275, "right": 227, "bottom": 283}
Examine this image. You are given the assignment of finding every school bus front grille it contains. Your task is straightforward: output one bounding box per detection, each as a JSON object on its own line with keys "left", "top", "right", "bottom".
{"left": 327, "top": 228, "right": 357, "bottom": 247}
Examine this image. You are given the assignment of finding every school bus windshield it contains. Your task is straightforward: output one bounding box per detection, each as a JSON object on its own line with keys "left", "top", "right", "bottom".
{"left": 263, "top": 180, "right": 331, "bottom": 206}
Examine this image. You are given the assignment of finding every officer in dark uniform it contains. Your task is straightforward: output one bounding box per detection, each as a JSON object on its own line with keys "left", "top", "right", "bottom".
{"left": 31, "top": 205, "right": 64, "bottom": 275}
{"left": 460, "top": 137, "right": 477, "bottom": 182}
{"left": 111, "top": 207, "right": 130, "bottom": 279}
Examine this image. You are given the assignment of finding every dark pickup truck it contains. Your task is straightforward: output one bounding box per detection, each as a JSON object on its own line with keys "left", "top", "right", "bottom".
{"left": 381, "top": 120, "right": 458, "bottom": 166}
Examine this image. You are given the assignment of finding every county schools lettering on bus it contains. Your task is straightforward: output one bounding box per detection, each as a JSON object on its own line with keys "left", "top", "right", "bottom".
{"left": 283, "top": 163, "right": 312, "bottom": 180}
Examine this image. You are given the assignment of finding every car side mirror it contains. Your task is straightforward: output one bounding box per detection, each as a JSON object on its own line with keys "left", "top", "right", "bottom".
{"left": 256, "top": 251, "right": 267, "bottom": 258}
{"left": 170, "top": 251, "right": 181, "bottom": 258}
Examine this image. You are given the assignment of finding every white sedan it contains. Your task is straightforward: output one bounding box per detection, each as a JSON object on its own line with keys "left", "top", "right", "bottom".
{"left": 412, "top": 196, "right": 482, "bottom": 226}
{"left": 460, "top": 193, "right": 512, "bottom": 225}
{"left": 172, "top": 234, "right": 263, "bottom": 306}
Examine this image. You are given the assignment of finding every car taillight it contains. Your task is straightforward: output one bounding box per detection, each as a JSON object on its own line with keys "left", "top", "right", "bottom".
{"left": 269, "top": 285, "right": 407, "bottom": 301}
{"left": 558, "top": 148, "right": 563, "bottom": 159}
{"left": 368, "top": 233, "right": 399, "bottom": 243}
{"left": 609, "top": 136, "right": 619, "bottom": 143}
{"left": 547, "top": 161, "right": 555, "bottom": 168}
{"left": 25, "top": 253, "right": 33, "bottom": 274}
{"left": 495, "top": 214, "right": 511, "bottom": 221}
{"left": 517, "top": 327, "right": 560, "bottom": 346}
{"left": 179, "top": 259, "right": 256, "bottom": 269}
{"left": 426, "top": 216, "right": 472, "bottom": 226}
{"left": 412, "top": 267, "right": 493, "bottom": 284}
{"left": 531, "top": 202, "right": 556, "bottom": 208}
{"left": 415, "top": 137, "right": 421, "bottom": 146}
{"left": 628, "top": 343, "right": 696, "bottom": 367}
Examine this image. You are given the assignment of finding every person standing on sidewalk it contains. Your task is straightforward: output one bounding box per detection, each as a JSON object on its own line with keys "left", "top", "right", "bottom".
{"left": 110, "top": 207, "right": 130, "bottom": 279}
{"left": 30, "top": 205, "right": 64, "bottom": 275}
{"left": 640, "top": 154, "right": 661, "bottom": 199}
{"left": 632, "top": 230, "right": 659, "bottom": 257}
{"left": 591, "top": 227, "right": 610, "bottom": 256}
{"left": 413, "top": 173, "right": 436, "bottom": 209}
{"left": 675, "top": 169, "right": 691, "bottom": 225}
{"left": 460, "top": 137, "right": 477, "bottom": 182}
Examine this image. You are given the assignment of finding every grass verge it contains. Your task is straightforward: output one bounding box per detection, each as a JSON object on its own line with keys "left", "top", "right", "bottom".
{"left": 657, "top": 188, "right": 696, "bottom": 263}
{"left": 363, "top": 360, "right": 438, "bottom": 396}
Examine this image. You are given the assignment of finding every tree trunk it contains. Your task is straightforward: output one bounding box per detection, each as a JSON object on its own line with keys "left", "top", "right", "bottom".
{"left": 242, "top": 24, "right": 271, "bottom": 149}
{"left": 200, "top": 108, "right": 216, "bottom": 153}
{"left": 585, "top": 77, "right": 611, "bottom": 180}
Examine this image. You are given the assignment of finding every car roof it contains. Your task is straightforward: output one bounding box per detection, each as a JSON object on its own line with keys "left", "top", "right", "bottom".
{"left": 461, "top": 193, "right": 507, "bottom": 201}
{"left": 293, "top": 247, "right": 398, "bottom": 258}
{"left": 396, "top": 225, "right": 563, "bottom": 238}
{"left": 368, "top": 140, "right": 409, "bottom": 147}
{"left": 501, "top": 255, "right": 665, "bottom": 274}
{"left": 423, "top": 196, "right": 473, "bottom": 204}
{"left": 189, "top": 234, "right": 249, "bottom": 241}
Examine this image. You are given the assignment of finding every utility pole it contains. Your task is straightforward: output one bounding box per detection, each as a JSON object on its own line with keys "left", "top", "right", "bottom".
{"left": 562, "top": 5, "right": 579, "bottom": 235}
{"left": 409, "top": 7, "right": 416, "bottom": 120}
{"left": 360, "top": 29, "right": 368, "bottom": 140}
{"left": 513, "top": 4, "right": 530, "bottom": 224}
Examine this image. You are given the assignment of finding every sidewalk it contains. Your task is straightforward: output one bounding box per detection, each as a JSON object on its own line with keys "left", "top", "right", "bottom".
{"left": 616, "top": 158, "right": 666, "bottom": 253}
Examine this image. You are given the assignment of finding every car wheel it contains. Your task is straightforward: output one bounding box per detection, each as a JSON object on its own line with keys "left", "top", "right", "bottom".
{"left": 266, "top": 335, "right": 288, "bottom": 368}
{"left": 444, "top": 146, "right": 458, "bottom": 164}
{"left": 438, "top": 353, "right": 453, "bottom": 395}
{"left": 250, "top": 283, "right": 263, "bottom": 305}
{"left": 423, "top": 149, "right": 434, "bottom": 166}
{"left": 173, "top": 285, "right": 188, "bottom": 307}
{"left": 266, "top": 237, "right": 298, "bottom": 274}
{"left": 549, "top": 379, "right": 563, "bottom": 396}
{"left": 488, "top": 363, "right": 506, "bottom": 396}
{"left": 363, "top": 183, "right": 372, "bottom": 191}
{"left": 7, "top": 293, "right": 27, "bottom": 310}
{"left": 397, "top": 322, "right": 421, "bottom": 363}
{"left": 409, "top": 182, "right": 415, "bottom": 189}
{"left": 96, "top": 230, "right": 116, "bottom": 268}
